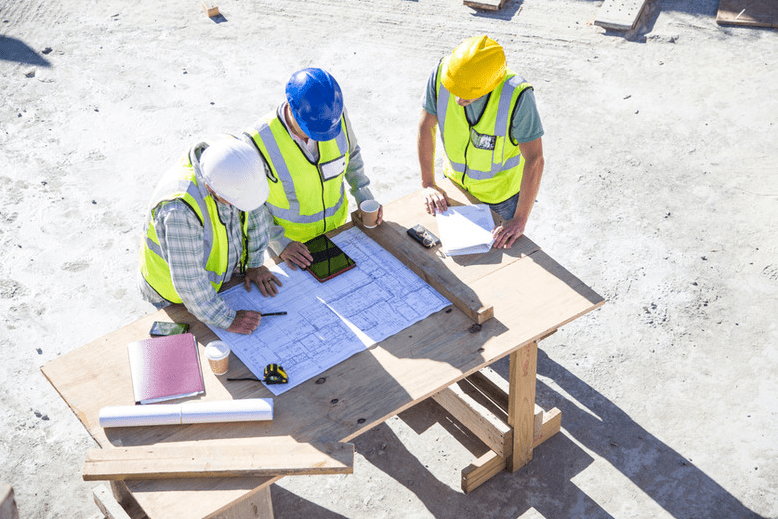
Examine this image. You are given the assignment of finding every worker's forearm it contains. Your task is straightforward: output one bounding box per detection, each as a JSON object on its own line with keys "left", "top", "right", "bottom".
{"left": 513, "top": 156, "right": 544, "bottom": 226}
{"left": 418, "top": 113, "right": 437, "bottom": 188}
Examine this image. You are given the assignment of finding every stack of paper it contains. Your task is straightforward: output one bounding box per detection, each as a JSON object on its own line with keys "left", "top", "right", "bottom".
{"left": 436, "top": 204, "right": 495, "bottom": 256}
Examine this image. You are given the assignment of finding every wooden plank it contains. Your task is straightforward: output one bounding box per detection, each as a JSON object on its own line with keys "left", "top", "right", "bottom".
{"left": 463, "top": 0, "right": 507, "bottom": 11}
{"left": 716, "top": 0, "right": 778, "bottom": 27}
{"left": 432, "top": 383, "right": 512, "bottom": 458}
{"left": 594, "top": 0, "right": 650, "bottom": 30}
{"left": 83, "top": 440, "right": 354, "bottom": 481}
{"left": 92, "top": 485, "right": 132, "bottom": 519}
{"left": 507, "top": 342, "right": 537, "bottom": 472}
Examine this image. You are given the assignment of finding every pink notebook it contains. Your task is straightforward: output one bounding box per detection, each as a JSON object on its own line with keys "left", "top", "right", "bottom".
{"left": 127, "top": 333, "right": 205, "bottom": 405}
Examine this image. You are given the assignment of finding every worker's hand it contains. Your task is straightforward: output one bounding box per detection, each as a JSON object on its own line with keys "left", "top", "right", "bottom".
{"left": 423, "top": 186, "right": 448, "bottom": 215}
{"left": 226, "top": 310, "right": 262, "bottom": 334}
{"left": 373, "top": 205, "right": 384, "bottom": 226}
{"left": 279, "top": 241, "right": 313, "bottom": 270}
{"left": 244, "top": 266, "right": 282, "bottom": 297}
{"left": 492, "top": 217, "right": 525, "bottom": 249}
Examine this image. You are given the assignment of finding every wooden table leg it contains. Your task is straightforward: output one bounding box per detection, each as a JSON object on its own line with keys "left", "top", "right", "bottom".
{"left": 507, "top": 340, "right": 537, "bottom": 472}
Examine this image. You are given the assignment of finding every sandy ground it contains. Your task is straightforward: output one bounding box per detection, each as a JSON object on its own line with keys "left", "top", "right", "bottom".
{"left": 2, "top": 0, "right": 777, "bottom": 517}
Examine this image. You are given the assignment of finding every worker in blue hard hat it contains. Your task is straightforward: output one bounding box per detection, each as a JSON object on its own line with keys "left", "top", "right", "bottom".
{"left": 138, "top": 136, "right": 282, "bottom": 334}
{"left": 242, "top": 68, "right": 382, "bottom": 270}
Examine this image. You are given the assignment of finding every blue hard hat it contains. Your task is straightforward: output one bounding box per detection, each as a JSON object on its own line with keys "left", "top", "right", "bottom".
{"left": 285, "top": 68, "right": 344, "bottom": 141}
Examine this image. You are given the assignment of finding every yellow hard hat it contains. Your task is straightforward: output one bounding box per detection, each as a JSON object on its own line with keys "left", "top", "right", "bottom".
{"left": 441, "top": 35, "right": 506, "bottom": 100}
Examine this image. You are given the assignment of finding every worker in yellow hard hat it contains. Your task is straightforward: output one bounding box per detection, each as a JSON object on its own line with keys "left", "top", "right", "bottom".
{"left": 418, "top": 35, "right": 545, "bottom": 249}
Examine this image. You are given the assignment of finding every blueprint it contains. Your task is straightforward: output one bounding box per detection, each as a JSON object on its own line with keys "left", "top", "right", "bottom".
{"left": 207, "top": 227, "right": 451, "bottom": 395}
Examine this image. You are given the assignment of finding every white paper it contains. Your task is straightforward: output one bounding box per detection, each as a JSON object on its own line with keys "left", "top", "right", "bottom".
{"left": 99, "top": 399, "right": 274, "bottom": 428}
{"left": 209, "top": 227, "right": 451, "bottom": 395}
{"left": 436, "top": 204, "right": 495, "bottom": 256}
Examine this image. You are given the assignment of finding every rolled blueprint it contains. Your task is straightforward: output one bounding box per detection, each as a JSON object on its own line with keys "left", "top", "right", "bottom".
{"left": 99, "top": 398, "right": 273, "bottom": 428}
{"left": 99, "top": 404, "right": 182, "bottom": 428}
{"left": 181, "top": 398, "right": 273, "bottom": 424}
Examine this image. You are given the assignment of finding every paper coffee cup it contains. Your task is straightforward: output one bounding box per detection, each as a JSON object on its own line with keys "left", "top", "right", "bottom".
{"left": 360, "top": 200, "right": 380, "bottom": 228}
{"left": 204, "top": 341, "right": 230, "bottom": 376}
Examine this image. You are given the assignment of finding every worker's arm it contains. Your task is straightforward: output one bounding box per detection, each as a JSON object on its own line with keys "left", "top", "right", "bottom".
{"left": 418, "top": 108, "right": 447, "bottom": 214}
{"left": 341, "top": 107, "right": 383, "bottom": 226}
{"left": 492, "top": 137, "right": 545, "bottom": 249}
{"left": 153, "top": 202, "right": 241, "bottom": 330}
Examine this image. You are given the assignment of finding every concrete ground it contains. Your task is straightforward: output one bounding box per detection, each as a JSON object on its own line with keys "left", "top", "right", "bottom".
{"left": 1, "top": 0, "right": 777, "bottom": 517}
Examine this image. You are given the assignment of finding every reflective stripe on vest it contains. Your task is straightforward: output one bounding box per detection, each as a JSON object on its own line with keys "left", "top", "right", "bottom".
{"left": 139, "top": 148, "right": 238, "bottom": 303}
{"left": 436, "top": 65, "right": 532, "bottom": 203}
{"left": 246, "top": 111, "right": 350, "bottom": 242}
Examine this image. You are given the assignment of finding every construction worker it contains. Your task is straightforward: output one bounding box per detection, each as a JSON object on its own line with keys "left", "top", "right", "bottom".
{"left": 138, "top": 137, "right": 282, "bottom": 334}
{"left": 241, "top": 68, "right": 382, "bottom": 270}
{"left": 418, "top": 35, "right": 545, "bottom": 249}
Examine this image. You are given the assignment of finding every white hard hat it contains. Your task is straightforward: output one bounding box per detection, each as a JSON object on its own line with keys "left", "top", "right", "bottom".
{"left": 200, "top": 138, "right": 269, "bottom": 212}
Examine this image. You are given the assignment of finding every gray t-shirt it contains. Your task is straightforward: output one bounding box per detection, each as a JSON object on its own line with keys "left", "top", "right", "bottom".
{"left": 422, "top": 68, "right": 544, "bottom": 145}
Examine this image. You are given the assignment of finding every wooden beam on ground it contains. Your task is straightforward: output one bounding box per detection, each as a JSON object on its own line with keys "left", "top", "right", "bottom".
{"left": 83, "top": 440, "right": 354, "bottom": 481}
{"left": 716, "top": 0, "right": 778, "bottom": 27}
{"left": 92, "top": 485, "right": 132, "bottom": 519}
{"left": 460, "top": 405, "right": 562, "bottom": 493}
{"left": 463, "top": 0, "right": 507, "bottom": 11}
{"left": 594, "top": 0, "right": 649, "bottom": 30}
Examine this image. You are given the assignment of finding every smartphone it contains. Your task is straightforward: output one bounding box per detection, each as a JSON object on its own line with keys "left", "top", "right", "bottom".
{"left": 149, "top": 321, "right": 190, "bottom": 337}
{"left": 407, "top": 224, "right": 440, "bottom": 248}
{"left": 303, "top": 234, "right": 357, "bottom": 282}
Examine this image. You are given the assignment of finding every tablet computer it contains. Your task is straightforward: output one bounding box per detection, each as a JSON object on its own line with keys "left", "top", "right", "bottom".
{"left": 303, "top": 234, "right": 357, "bottom": 282}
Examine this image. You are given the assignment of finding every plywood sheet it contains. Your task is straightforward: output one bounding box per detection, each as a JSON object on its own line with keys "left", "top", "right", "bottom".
{"left": 717, "top": 0, "right": 778, "bottom": 27}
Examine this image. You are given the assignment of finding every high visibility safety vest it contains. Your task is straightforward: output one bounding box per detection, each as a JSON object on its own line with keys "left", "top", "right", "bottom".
{"left": 436, "top": 63, "right": 533, "bottom": 204}
{"left": 244, "top": 108, "right": 350, "bottom": 243}
{"left": 139, "top": 145, "right": 250, "bottom": 304}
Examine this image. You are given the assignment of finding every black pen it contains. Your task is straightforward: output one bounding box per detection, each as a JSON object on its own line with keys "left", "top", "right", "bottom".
{"left": 260, "top": 312, "right": 287, "bottom": 316}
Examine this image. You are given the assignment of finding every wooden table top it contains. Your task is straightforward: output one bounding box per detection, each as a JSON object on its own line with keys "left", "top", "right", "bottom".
{"left": 42, "top": 183, "right": 604, "bottom": 519}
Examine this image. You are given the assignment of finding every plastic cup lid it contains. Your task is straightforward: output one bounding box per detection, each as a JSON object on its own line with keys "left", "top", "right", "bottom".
{"left": 205, "top": 341, "right": 230, "bottom": 360}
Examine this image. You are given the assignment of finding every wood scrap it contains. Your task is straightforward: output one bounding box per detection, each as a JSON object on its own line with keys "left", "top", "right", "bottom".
{"left": 202, "top": 2, "right": 220, "bottom": 18}
{"left": 717, "top": 0, "right": 778, "bottom": 27}
{"left": 463, "top": 0, "right": 507, "bottom": 11}
{"left": 594, "top": 0, "right": 650, "bottom": 31}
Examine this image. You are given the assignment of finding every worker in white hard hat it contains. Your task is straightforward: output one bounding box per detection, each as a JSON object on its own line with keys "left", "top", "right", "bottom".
{"left": 138, "top": 136, "right": 281, "bottom": 334}
{"left": 418, "top": 35, "right": 545, "bottom": 249}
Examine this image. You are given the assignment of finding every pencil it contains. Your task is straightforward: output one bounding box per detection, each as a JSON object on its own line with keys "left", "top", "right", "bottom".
{"left": 260, "top": 312, "right": 287, "bottom": 316}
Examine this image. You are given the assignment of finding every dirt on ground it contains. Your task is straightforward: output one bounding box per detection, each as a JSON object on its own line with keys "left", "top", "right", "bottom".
{"left": 1, "top": 0, "right": 777, "bottom": 517}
